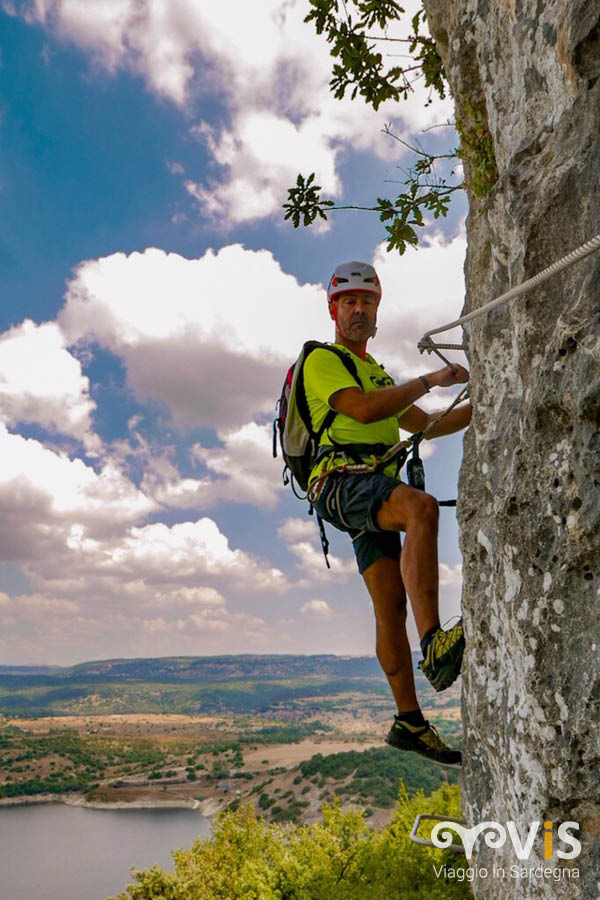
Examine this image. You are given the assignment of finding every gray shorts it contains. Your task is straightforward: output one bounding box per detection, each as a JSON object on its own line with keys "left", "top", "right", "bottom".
{"left": 311, "top": 472, "right": 402, "bottom": 574}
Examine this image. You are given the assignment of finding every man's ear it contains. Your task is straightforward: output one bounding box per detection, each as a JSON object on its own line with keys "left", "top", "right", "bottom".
{"left": 328, "top": 299, "right": 337, "bottom": 321}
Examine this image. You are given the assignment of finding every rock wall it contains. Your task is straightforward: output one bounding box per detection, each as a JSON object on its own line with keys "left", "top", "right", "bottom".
{"left": 423, "top": 2, "right": 600, "bottom": 897}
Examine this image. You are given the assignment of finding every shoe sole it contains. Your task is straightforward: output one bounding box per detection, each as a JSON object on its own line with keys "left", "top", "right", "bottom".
{"left": 418, "top": 634, "right": 465, "bottom": 692}
{"left": 385, "top": 735, "right": 462, "bottom": 767}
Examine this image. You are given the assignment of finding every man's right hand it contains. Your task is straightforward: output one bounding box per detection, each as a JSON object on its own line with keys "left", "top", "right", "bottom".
{"left": 433, "top": 364, "right": 469, "bottom": 387}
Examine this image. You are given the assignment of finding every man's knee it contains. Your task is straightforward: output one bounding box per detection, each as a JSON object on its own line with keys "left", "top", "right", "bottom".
{"left": 381, "top": 485, "right": 438, "bottom": 531}
{"left": 374, "top": 597, "right": 408, "bottom": 625}
{"left": 375, "top": 622, "right": 408, "bottom": 678}
{"left": 378, "top": 658, "right": 405, "bottom": 679}
{"left": 411, "top": 491, "right": 439, "bottom": 526}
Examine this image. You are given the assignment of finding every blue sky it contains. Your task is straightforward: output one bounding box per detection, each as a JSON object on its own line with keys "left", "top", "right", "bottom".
{"left": 0, "top": 0, "right": 469, "bottom": 665}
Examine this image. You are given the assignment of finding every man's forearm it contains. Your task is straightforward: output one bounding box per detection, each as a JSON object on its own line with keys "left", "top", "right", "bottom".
{"left": 331, "top": 364, "right": 470, "bottom": 425}
{"left": 356, "top": 376, "right": 435, "bottom": 423}
{"left": 425, "top": 402, "right": 472, "bottom": 438}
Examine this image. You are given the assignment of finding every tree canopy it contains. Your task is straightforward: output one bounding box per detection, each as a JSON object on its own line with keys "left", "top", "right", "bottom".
{"left": 108, "top": 781, "right": 473, "bottom": 899}
{"left": 284, "top": 1, "right": 497, "bottom": 253}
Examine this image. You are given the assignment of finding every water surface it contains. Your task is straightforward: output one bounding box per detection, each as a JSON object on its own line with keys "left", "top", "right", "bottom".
{"left": 0, "top": 802, "right": 211, "bottom": 900}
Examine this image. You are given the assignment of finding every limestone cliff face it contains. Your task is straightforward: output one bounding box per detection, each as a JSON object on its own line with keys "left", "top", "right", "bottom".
{"left": 423, "top": 1, "right": 600, "bottom": 896}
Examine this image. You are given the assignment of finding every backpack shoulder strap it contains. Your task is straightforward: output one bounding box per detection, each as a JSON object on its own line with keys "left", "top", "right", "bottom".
{"left": 302, "top": 342, "right": 362, "bottom": 387}
{"left": 301, "top": 342, "right": 363, "bottom": 443}
{"left": 318, "top": 342, "right": 361, "bottom": 385}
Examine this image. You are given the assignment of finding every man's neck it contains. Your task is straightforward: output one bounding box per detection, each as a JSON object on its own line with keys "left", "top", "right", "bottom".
{"left": 334, "top": 332, "right": 368, "bottom": 359}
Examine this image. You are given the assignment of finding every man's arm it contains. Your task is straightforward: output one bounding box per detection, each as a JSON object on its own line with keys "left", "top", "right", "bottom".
{"left": 330, "top": 365, "right": 469, "bottom": 426}
{"left": 415, "top": 402, "right": 472, "bottom": 438}
{"left": 376, "top": 397, "right": 471, "bottom": 437}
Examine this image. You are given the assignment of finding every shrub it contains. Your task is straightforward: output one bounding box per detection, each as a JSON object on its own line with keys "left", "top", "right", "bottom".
{"left": 106, "top": 782, "right": 472, "bottom": 900}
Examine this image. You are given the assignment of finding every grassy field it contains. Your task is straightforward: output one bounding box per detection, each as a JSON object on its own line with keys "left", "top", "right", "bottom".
{"left": 0, "top": 712, "right": 459, "bottom": 826}
{"left": 0, "top": 654, "right": 462, "bottom": 825}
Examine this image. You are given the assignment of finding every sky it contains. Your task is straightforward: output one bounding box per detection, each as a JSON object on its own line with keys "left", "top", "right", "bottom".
{"left": 0, "top": 0, "right": 470, "bottom": 666}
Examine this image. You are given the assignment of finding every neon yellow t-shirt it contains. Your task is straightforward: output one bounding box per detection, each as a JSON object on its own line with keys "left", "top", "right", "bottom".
{"left": 303, "top": 343, "right": 407, "bottom": 486}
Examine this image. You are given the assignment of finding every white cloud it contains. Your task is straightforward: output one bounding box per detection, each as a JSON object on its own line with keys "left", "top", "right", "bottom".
{"left": 187, "top": 109, "right": 343, "bottom": 225}
{"left": 11, "top": 0, "right": 455, "bottom": 225}
{"left": 138, "top": 605, "right": 269, "bottom": 637}
{"left": 289, "top": 540, "right": 357, "bottom": 580}
{"left": 133, "top": 421, "right": 282, "bottom": 512}
{"left": 58, "top": 245, "right": 332, "bottom": 430}
{"left": 142, "top": 616, "right": 169, "bottom": 633}
{"left": 0, "top": 421, "right": 288, "bottom": 654}
{"left": 277, "top": 518, "right": 315, "bottom": 543}
{"left": 12, "top": 512, "right": 288, "bottom": 601}
{"left": 105, "top": 518, "right": 287, "bottom": 592}
{"left": 158, "top": 585, "right": 224, "bottom": 607}
{"left": 57, "top": 232, "right": 467, "bottom": 441}
{"left": 19, "top": 594, "right": 80, "bottom": 614}
{"left": 0, "top": 319, "right": 97, "bottom": 447}
{"left": 166, "top": 159, "right": 184, "bottom": 175}
{"left": 0, "top": 586, "right": 274, "bottom": 664}
{"left": 59, "top": 234, "right": 465, "bottom": 436}
{"left": 184, "top": 608, "right": 267, "bottom": 636}
{"left": 277, "top": 517, "right": 356, "bottom": 582}
{"left": 189, "top": 422, "right": 282, "bottom": 509}
{"left": 179, "top": 0, "right": 456, "bottom": 226}
{"left": 0, "top": 507, "right": 286, "bottom": 662}
{"left": 0, "top": 424, "right": 155, "bottom": 555}
{"left": 300, "top": 598, "right": 333, "bottom": 618}
{"left": 439, "top": 562, "right": 462, "bottom": 587}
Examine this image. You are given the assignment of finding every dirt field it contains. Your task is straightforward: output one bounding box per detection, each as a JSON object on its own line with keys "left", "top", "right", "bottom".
{"left": 8, "top": 714, "right": 385, "bottom": 767}
{"left": 8, "top": 713, "right": 235, "bottom": 739}
{"left": 7, "top": 702, "right": 458, "bottom": 737}
{"left": 1, "top": 710, "right": 456, "bottom": 828}
{"left": 241, "top": 738, "right": 383, "bottom": 770}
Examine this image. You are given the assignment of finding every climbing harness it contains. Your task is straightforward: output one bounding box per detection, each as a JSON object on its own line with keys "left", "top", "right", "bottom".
{"left": 305, "top": 383, "right": 469, "bottom": 564}
{"left": 418, "top": 231, "right": 600, "bottom": 361}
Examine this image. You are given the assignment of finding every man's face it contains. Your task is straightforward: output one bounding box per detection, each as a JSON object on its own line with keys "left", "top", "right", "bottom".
{"left": 332, "top": 291, "right": 380, "bottom": 340}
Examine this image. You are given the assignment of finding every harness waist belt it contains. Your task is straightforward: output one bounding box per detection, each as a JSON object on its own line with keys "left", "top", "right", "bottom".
{"left": 312, "top": 442, "right": 393, "bottom": 466}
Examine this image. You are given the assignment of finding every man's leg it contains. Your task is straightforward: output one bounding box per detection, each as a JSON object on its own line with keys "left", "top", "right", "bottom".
{"left": 373, "top": 480, "right": 464, "bottom": 696}
{"left": 375, "top": 482, "right": 441, "bottom": 640}
{"left": 361, "top": 555, "right": 418, "bottom": 712}
{"left": 361, "top": 549, "right": 462, "bottom": 766}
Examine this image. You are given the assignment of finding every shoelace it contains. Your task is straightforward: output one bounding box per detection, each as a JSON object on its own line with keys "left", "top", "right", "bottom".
{"left": 431, "top": 619, "right": 463, "bottom": 656}
{"left": 394, "top": 717, "right": 447, "bottom": 751}
{"left": 420, "top": 723, "right": 448, "bottom": 751}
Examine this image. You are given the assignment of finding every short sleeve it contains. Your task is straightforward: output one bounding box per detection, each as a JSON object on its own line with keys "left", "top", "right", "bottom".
{"left": 303, "top": 348, "right": 361, "bottom": 409}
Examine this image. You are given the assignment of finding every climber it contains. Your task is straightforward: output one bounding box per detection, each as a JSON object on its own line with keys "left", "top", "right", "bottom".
{"left": 305, "top": 261, "right": 472, "bottom": 765}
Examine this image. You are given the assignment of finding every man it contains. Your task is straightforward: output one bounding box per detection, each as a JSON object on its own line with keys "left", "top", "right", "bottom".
{"left": 304, "top": 261, "right": 471, "bottom": 766}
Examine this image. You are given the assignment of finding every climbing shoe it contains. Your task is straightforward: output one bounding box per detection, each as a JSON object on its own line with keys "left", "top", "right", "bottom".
{"left": 385, "top": 716, "right": 462, "bottom": 766}
{"left": 418, "top": 619, "right": 465, "bottom": 692}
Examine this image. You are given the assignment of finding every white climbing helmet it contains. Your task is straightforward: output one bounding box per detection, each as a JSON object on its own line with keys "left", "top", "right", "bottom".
{"left": 327, "top": 260, "right": 382, "bottom": 302}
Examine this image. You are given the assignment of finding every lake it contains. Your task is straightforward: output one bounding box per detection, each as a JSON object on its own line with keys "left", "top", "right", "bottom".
{"left": 0, "top": 802, "right": 211, "bottom": 900}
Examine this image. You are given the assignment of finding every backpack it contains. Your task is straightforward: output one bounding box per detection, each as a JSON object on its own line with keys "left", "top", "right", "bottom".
{"left": 272, "top": 341, "right": 362, "bottom": 497}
